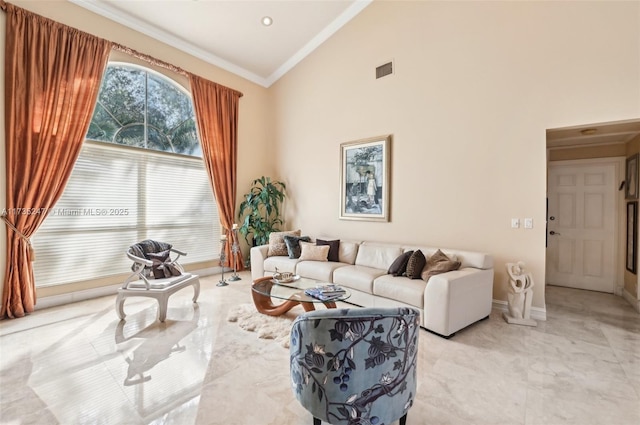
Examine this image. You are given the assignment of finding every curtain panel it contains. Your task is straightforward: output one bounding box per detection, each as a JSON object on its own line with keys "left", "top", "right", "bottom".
{"left": 189, "top": 75, "right": 244, "bottom": 270}
{"left": 1, "top": 3, "right": 111, "bottom": 318}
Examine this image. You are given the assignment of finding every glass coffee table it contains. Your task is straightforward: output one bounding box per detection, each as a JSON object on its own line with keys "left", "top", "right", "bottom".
{"left": 251, "top": 276, "right": 351, "bottom": 316}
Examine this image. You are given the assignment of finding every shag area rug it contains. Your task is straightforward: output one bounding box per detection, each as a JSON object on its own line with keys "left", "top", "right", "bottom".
{"left": 226, "top": 303, "right": 295, "bottom": 348}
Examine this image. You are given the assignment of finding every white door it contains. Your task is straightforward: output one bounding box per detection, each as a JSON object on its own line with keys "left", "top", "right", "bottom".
{"left": 546, "top": 161, "right": 618, "bottom": 293}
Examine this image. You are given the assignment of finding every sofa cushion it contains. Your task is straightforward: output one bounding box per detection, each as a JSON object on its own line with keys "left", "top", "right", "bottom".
{"left": 299, "top": 242, "right": 330, "bottom": 262}
{"left": 267, "top": 230, "right": 301, "bottom": 257}
{"left": 283, "top": 235, "right": 311, "bottom": 259}
{"left": 338, "top": 241, "right": 360, "bottom": 265}
{"left": 405, "top": 250, "right": 426, "bottom": 279}
{"left": 404, "top": 245, "right": 493, "bottom": 270}
{"left": 263, "top": 256, "right": 299, "bottom": 275}
{"left": 333, "top": 265, "right": 387, "bottom": 294}
{"left": 373, "top": 275, "right": 426, "bottom": 309}
{"left": 388, "top": 250, "right": 413, "bottom": 276}
{"left": 355, "top": 243, "right": 404, "bottom": 270}
{"left": 296, "top": 261, "right": 349, "bottom": 282}
{"left": 316, "top": 239, "right": 340, "bottom": 262}
{"left": 421, "top": 249, "right": 461, "bottom": 281}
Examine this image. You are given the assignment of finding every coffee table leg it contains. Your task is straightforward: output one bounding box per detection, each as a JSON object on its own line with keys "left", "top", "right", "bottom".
{"left": 322, "top": 301, "right": 337, "bottom": 309}
{"left": 301, "top": 302, "right": 316, "bottom": 312}
{"left": 252, "top": 289, "right": 301, "bottom": 316}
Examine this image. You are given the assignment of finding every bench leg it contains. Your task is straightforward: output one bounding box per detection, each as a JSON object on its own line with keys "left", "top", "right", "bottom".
{"left": 158, "top": 292, "right": 170, "bottom": 322}
{"left": 192, "top": 280, "right": 200, "bottom": 303}
{"left": 115, "top": 292, "right": 126, "bottom": 320}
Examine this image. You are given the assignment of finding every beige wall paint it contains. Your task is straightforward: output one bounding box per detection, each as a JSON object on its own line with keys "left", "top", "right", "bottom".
{"left": 271, "top": 1, "right": 640, "bottom": 309}
{"left": 0, "top": 1, "right": 276, "bottom": 300}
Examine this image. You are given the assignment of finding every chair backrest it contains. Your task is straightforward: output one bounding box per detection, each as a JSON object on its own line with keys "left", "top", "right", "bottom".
{"left": 290, "top": 307, "right": 420, "bottom": 425}
{"left": 129, "top": 239, "right": 173, "bottom": 260}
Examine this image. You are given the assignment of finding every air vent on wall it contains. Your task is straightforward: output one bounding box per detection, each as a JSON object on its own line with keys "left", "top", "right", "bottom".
{"left": 376, "top": 61, "right": 394, "bottom": 79}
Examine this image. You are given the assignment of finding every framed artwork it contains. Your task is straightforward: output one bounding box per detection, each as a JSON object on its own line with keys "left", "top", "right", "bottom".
{"left": 627, "top": 201, "right": 637, "bottom": 274}
{"left": 625, "top": 153, "right": 639, "bottom": 199}
{"left": 339, "top": 135, "right": 391, "bottom": 221}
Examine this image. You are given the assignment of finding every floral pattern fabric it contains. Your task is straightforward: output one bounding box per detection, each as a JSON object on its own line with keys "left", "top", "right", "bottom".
{"left": 290, "top": 307, "right": 420, "bottom": 425}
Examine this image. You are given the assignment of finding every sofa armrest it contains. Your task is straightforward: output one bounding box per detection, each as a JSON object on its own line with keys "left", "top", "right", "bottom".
{"left": 250, "top": 245, "right": 269, "bottom": 281}
{"left": 423, "top": 267, "right": 494, "bottom": 337}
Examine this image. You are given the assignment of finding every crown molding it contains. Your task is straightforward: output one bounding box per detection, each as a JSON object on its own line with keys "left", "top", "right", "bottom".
{"left": 265, "top": 0, "right": 373, "bottom": 87}
{"left": 70, "top": 0, "right": 269, "bottom": 87}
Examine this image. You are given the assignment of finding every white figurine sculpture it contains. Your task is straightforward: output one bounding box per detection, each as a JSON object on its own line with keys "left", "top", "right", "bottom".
{"left": 503, "top": 261, "right": 537, "bottom": 327}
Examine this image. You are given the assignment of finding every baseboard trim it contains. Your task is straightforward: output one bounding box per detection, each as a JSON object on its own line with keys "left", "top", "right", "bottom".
{"left": 35, "top": 267, "right": 217, "bottom": 311}
{"left": 622, "top": 289, "right": 640, "bottom": 313}
{"left": 492, "top": 299, "right": 547, "bottom": 321}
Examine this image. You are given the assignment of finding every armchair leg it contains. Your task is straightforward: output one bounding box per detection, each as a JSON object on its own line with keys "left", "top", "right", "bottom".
{"left": 313, "top": 417, "right": 321, "bottom": 425}
{"left": 399, "top": 413, "right": 407, "bottom": 425}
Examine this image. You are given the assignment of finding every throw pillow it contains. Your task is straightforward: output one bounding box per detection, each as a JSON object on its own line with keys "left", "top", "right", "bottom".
{"left": 299, "top": 242, "right": 330, "bottom": 262}
{"left": 421, "top": 249, "right": 461, "bottom": 281}
{"left": 283, "top": 235, "right": 311, "bottom": 259}
{"left": 405, "top": 250, "right": 426, "bottom": 279}
{"left": 267, "top": 230, "right": 301, "bottom": 257}
{"left": 147, "top": 250, "right": 181, "bottom": 278}
{"left": 388, "top": 250, "right": 414, "bottom": 276}
{"left": 316, "top": 239, "right": 340, "bottom": 262}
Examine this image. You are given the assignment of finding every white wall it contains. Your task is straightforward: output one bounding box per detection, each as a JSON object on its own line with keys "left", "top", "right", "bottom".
{"left": 271, "top": 0, "right": 640, "bottom": 309}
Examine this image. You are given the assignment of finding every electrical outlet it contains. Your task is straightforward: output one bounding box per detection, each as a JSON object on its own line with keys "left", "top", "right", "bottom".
{"left": 524, "top": 218, "right": 533, "bottom": 229}
{"left": 511, "top": 218, "right": 520, "bottom": 228}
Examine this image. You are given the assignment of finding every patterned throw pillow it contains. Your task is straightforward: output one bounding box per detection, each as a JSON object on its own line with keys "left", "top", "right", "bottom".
{"left": 405, "top": 250, "right": 426, "bottom": 279}
{"left": 267, "top": 230, "right": 301, "bottom": 257}
{"left": 299, "top": 242, "right": 330, "bottom": 262}
{"left": 283, "top": 235, "right": 311, "bottom": 259}
{"left": 388, "top": 250, "right": 414, "bottom": 276}
{"left": 421, "top": 249, "right": 461, "bottom": 281}
{"left": 316, "top": 239, "right": 340, "bottom": 262}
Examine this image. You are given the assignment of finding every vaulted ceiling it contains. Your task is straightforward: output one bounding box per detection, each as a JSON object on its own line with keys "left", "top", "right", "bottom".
{"left": 71, "top": 0, "right": 372, "bottom": 87}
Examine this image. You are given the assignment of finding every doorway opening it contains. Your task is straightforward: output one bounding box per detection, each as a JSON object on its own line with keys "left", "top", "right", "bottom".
{"left": 546, "top": 118, "right": 640, "bottom": 311}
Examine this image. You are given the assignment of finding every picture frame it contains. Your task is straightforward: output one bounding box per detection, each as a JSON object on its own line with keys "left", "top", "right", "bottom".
{"left": 339, "top": 135, "right": 391, "bottom": 221}
{"left": 625, "top": 153, "right": 639, "bottom": 200}
{"left": 626, "top": 201, "right": 637, "bottom": 274}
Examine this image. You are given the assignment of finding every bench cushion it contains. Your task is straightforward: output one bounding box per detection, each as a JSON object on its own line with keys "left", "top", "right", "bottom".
{"left": 125, "top": 273, "right": 193, "bottom": 290}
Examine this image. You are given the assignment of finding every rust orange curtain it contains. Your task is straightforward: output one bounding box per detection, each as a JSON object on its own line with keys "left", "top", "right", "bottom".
{"left": 189, "top": 74, "right": 244, "bottom": 270}
{"left": 1, "top": 4, "right": 111, "bottom": 318}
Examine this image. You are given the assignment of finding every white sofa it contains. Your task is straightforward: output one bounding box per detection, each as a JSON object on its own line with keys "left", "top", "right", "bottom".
{"left": 250, "top": 238, "right": 494, "bottom": 338}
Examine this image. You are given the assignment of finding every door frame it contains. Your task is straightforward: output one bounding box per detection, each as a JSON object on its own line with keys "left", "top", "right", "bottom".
{"left": 546, "top": 157, "right": 626, "bottom": 295}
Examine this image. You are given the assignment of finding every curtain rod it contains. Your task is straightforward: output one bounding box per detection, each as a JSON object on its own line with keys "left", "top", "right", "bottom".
{"left": 112, "top": 43, "right": 189, "bottom": 78}
{"left": 0, "top": 0, "right": 243, "bottom": 98}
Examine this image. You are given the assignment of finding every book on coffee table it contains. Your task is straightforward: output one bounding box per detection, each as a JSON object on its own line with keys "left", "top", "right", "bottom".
{"left": 304, "top": 284, "right": 346, "bottom": 301}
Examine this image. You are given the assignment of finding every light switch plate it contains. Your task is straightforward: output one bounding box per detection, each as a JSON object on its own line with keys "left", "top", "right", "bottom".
{"left": 524, "top": 218, "right": 533, "bottom": 229}
{"left": 511, "top": 218, "right": 520, "bottom": 228}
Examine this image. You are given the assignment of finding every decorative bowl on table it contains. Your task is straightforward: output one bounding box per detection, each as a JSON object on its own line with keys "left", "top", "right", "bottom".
{"left": 272, "top": 272, "right": 299, "bottom": 284}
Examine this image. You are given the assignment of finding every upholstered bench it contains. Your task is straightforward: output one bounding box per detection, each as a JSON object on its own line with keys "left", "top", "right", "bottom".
{"left": 115, "top": 240, "right": 200, "bottom": 322}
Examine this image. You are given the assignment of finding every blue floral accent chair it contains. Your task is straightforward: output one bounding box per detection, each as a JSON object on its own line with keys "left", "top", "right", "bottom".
{"left": 290, "top": 307, "right": 420, "bottom": 425}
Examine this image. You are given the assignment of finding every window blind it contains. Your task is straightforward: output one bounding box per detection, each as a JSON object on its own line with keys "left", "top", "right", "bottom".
{"left": 32, "top": 141, "right": 219, "bottom": 287}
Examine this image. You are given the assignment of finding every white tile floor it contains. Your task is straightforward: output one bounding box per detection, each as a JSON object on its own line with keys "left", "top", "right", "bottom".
{"left": 1, "top": 272, "right": 639, "bottom": 425}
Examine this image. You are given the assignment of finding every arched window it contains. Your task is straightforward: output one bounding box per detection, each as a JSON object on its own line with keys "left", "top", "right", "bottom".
{"left": 32, "top": 64, "right": 218, "bottom": 288}
{"left": 87, "top": 65, "right": 201, "bottom": 156}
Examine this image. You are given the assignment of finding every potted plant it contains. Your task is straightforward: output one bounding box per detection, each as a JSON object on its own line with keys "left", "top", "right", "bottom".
{"left": 237, "top": 176, "right": 287, "bottom": 247}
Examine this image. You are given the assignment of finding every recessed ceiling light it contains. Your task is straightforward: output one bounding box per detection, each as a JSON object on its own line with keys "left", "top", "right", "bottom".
{"left": 261, "top": 16, "right": 273, "bottom": 26}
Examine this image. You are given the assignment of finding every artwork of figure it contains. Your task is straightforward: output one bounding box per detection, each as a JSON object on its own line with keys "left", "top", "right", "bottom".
{"left": 503, "top": 261, "right": 537, "bottom": 327}
{"left": 365, "top": 170, "right": 377, "bottom": 206}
